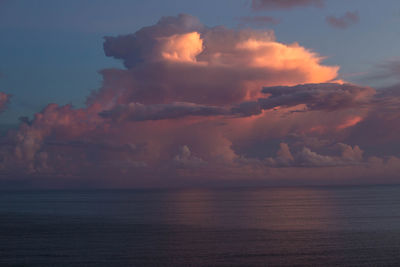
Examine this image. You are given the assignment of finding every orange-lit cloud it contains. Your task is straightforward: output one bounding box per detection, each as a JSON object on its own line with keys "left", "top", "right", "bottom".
{"left": 336, "top": 116, "right": 362, "bottom": 130}
{"left": 158, "top": 32, "right": 203, "bottom": 63}
{"left": 234, "top": 40, "right": 338, "bottom": 83}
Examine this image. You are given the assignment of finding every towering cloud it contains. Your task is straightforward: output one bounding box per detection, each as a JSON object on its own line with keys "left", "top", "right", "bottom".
{"left": 100, "top": 14, "right": 338, "bottom": 107}
{"left": 1, "top": 14, "right": 400, "bottom": 188}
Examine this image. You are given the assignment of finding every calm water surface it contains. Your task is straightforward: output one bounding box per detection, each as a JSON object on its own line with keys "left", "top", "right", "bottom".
{"left": 1, "top": 185, "right": 400, "bottom": 266}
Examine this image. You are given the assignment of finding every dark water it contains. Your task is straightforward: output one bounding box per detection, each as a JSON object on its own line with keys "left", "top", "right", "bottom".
{"left": 1, "top": 185, "right": 400, "bottom": 266}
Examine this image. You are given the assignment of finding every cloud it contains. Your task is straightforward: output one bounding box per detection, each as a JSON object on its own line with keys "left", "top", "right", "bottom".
{"left": 266, "top": 142, "right": 364, "bottom": 167}
{"left": 251, "top": 0, "right": 324, "bottom": 10}
{"left": 1, "top": 14, "right": 400, "bottom": 188}
{"left": 238, "top": 16, "right": 280, "bottom": 27}
{"left": 173, "top": 145, "right": 205, "bottom": 167}
{"left": 103, "top": 14, "right": 204, "bottom": 69}
{"left": 0, "top": 92, "right": 10, "bottom": 113}
{"left": 266, "top": 142, "right": 294, "bottom": 166}
{"left": 98, "top": 82, "right": 373, "bottom": 123}
{"left": 99, "top": 102, "right": 228, "bottom": 122}
{"left": 326, "top": 11, "right": 359, "bottom": 29}
{"left": 345, "top": 85, "right": 400, "bottom": 153}
{"left": 99, "top": 14, "right": 338, "bottom": 107}
{"left": 364, "top": 59, "right": 400, "bottom": 85}
{"left": 259, "top": 83, "right": 374, "bottom": 111}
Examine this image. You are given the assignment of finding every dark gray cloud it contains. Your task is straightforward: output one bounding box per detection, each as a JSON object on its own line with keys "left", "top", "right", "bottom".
{"left": 251, "top": 0, "right": 324, "bottom": 10}
{"left": 365, "top": 60, "right": 400, "bottom": 83}
{"left": 99, "top": 83, "right": 374, "bottom": 122}
{"left": 259, "top": 83, "right": 374, "bottom": 111}
{"left": 230, "top": 101, "right": 263, "bottom": 117}
{"left": 326, "top": 11, "right": 359, "bottom": 29}
{"left": 99, "top": 102, "right": 228, "bottom": 121}
{"left": 238, "top": 16, "right": 280, "bottom": 27}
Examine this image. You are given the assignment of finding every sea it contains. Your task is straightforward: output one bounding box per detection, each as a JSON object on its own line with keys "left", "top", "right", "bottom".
{"left": 1, "top": 185, "right": 400, "bottom": 266}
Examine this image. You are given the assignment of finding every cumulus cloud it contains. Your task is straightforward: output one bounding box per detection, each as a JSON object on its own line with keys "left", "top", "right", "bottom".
{"left": 98, "top": 14, "right": 338, "bottom": 107}
{"left": 0, "top": 92, "right": 10, "bottom": 113}
{"left": 266, "top": 142, "right": 364, "bottom": 167}
{"left": 326, "top": 11, "right": 359, "bottom": 29}
{"left": 0, "top": 103, "right": 101, "bottom": 173}
{"left": 173, "top": 145, "right": 205, "bottom": 167}
{"left": 251, "top": 0, "right": 324, "bottom": 10}
{"left": 103, "top": 14, "right": 204, "bottom": 69}
{"left": 265, "top": 143, "right": 294, "bottom": 166}
{"left": 1, "top": 14, "right": 400, "bottom": 188}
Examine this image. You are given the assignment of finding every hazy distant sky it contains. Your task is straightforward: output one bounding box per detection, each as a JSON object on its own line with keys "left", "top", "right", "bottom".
{"left": 1, "top": 0, "right": 400, "bottom": 188}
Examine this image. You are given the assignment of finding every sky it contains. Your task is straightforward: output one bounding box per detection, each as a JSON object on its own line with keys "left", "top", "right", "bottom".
{"left": 0, "top": 0, "right": 400, "bottom": 188}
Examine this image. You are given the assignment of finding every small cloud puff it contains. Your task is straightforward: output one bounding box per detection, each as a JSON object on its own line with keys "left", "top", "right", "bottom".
{"left": 326, "top": 11, "right": 359, "bottom": 29}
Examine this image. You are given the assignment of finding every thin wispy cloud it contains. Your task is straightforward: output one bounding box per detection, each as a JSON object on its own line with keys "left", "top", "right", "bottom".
{"left": 368, "top": 60, "right": 400, "bottom": 81}
{"left": 238, "top": 16, "right": 280, "bottom": 27}
{"left": 251, "top": 0, "right": 324, "bottom": 11}
{"left": 326, "top": 11, "right": 359, "bottom": 29}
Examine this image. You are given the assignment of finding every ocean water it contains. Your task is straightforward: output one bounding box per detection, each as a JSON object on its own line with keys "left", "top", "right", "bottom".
{"left": 1, "top": 185, "right": 400, "bottom": 266}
